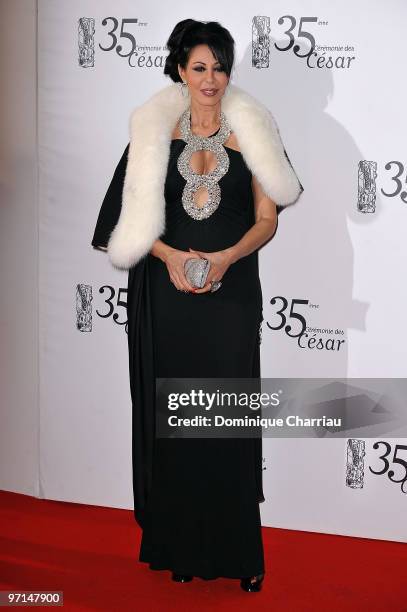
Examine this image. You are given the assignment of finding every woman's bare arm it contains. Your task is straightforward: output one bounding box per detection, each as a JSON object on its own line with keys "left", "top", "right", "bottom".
{"left": 225, "top": 174, "right": 277, "bottom": 264}
{"left": 150, "top": 239, "right": 176, "bottom": 262}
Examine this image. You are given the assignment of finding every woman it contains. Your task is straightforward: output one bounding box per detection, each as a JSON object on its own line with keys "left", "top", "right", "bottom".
{"left": 92, "top": 19, "right": 303, "bottom": 592}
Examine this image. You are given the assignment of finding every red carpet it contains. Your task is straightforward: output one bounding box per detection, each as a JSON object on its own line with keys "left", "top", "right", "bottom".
{"left": 0, "top": 490, "right": 405, "bottom": 611}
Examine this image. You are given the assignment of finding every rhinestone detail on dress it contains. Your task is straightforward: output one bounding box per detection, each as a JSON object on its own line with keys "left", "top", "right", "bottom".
{"left": 177, "top": 108, "right": 232, "bottom": 220}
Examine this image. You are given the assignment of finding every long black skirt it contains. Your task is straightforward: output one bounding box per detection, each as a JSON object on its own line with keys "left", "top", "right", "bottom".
{"left": 128, "top": 253, "right": 265, "bottom": 580}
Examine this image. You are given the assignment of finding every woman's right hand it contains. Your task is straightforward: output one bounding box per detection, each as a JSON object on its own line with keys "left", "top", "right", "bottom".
{"left": 163, "top": 247, "right": 197, "bottom": 293}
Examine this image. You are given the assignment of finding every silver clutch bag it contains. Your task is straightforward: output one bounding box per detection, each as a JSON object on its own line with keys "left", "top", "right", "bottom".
{"left": 184, "top": 257, "right": 211, "bottom": 288}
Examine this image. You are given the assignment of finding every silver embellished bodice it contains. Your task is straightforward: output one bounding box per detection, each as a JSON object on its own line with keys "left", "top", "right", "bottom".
{"left": 176, "top": 108, "right": 232, "bottom": 221}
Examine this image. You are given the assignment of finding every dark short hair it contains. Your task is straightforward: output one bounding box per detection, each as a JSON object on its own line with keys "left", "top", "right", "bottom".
{"left": 164, "top": 19, "right": 235, "bottom": 83}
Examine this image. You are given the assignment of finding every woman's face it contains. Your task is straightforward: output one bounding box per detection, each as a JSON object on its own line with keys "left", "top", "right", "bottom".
{"left": 178, "top": 44, "right": 229, "bottom": 105}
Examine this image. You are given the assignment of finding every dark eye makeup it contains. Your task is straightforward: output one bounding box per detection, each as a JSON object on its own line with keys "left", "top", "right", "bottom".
{"left": 193, "top": 66, "right": 225, "bottom": 72}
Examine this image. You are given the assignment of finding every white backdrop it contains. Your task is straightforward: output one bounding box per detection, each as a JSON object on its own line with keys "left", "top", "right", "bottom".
{"left": 35, "top": 0, "right": 407, "bottom": 542}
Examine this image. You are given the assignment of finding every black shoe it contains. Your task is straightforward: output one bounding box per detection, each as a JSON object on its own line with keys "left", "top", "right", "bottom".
{"left": 240, "top": 573, "right": 265, "bottom": 592}
{"left": 171, "top": 573, "right": 193, "bottom": 583}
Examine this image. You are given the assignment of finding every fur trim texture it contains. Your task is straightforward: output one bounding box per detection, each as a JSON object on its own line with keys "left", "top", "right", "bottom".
{"left": 107, "top": 82, "right": 302, "bottom": 270}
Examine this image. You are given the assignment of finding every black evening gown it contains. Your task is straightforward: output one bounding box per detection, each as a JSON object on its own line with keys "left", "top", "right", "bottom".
{"left": 138, "top": 132, "right": 265, "bottom": 580}
{"left": 92, "top": 131, "right": 266, "bottom": 580}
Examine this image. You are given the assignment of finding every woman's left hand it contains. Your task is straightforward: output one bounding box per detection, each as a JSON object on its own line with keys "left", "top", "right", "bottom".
{"left": 188, "top": 247, "right": 234, "bottom": 294}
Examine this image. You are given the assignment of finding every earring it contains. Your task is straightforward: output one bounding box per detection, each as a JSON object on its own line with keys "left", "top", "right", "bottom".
{"left": 180, "top": 80, "right": 189, "bottom": 98}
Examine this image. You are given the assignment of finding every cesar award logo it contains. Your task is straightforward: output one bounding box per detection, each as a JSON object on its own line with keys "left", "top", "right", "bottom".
{"left": 346, "top": 438, "right": 407, "bottom": 495}
{"left": 78, "top": 18, "right": 95, "bottom": 67}
{"left": 76, "top": 283, "right": 128, "bottom": 333}
{"left": 76, "top": 284, "right": 93, "bottom": 331}
{"left": 358, "top": 159, "right": 407, "bottom": 212}
{"left": 78, "top": 16, "right": 168, "bottom": 69}
{"left": 264, "top": 295, "right": 347, "bottom": 352}
{"left": 252, "top": 14, "right": 356, "bottom": 69}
